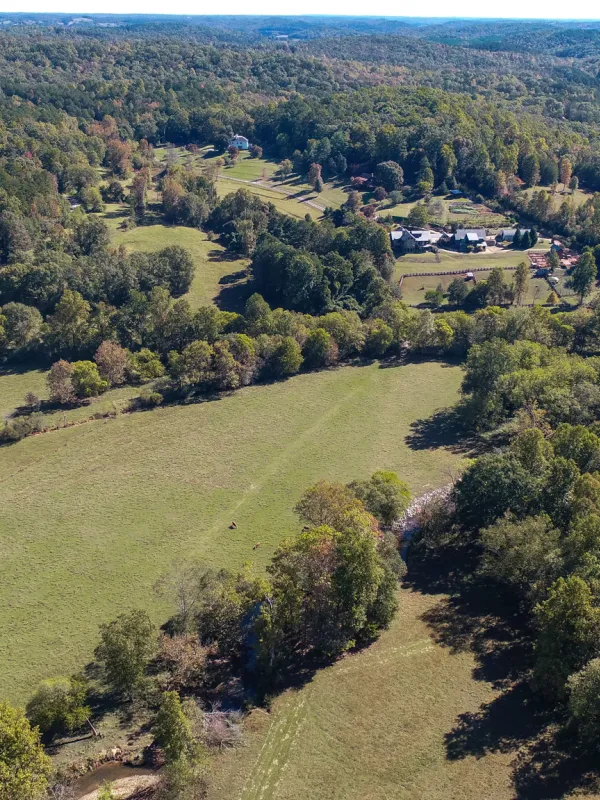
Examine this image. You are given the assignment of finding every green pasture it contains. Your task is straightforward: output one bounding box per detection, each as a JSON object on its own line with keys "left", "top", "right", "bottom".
{"left": 0, "top": 361, "right": 463, "bottom": 703}
{"left": 208, "top": 589, "right": 516, "bottom": 800}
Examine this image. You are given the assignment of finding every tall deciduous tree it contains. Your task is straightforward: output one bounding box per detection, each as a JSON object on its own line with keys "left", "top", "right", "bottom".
{"left": 569, "top": 251, "right": 597, "bottom": 304}
{"left": 95, "top": 341, "right": 128, "bottom": 386}
{"left": 348, "top": 471, "right": 411, "bottom": 526}
{"left": 559, "top": 156, "right": 573, "bottom": 191}
{"left": 514, "top": 261, "right": 529, "bottom": 305}
{"left": 94, "top": 610, "right": 157, "bottom": 698}
{"left": 534, "top": 575, "right": 600, "bottom": 698}
{"left": 47, "top": 359, "right": 76, "bottom": 405}
{"left": 375, "top": 161, "right": 404, "bottom": 192}
{"left": 0, "top": 701, "right": 51, "bottom": 800}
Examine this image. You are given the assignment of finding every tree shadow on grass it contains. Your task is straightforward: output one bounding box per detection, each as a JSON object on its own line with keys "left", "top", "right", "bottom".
{"left": 445, "top": 681, "right": 548, "bottom": 761}
{"left": 207, "top": 247, "right": 247, "bottom": 263}
{"left": 216, "top": 279, "right": 253, "bottom": 314}
{"left": 218, "top": 269, "right": 248, "bottom": 285}
{"left": 409, "top": 546, "right": 600, "bottom": 798}
{"left": 404, "top": 404, "right": 480, "bottom": 455}
{"left": 512, "top": 728, "right": 600, "bottom": 799}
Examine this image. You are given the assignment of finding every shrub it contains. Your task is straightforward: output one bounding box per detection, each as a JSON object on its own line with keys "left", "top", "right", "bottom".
{"left": 71, "top": 361, "right": 108, "bottom": 399}
{"left": 1, "top": 412, "right": 47, "bottom": 443}
{"left": 136, "top": 389, "right": 164, "bottom": 409}
{"left": 568, "top": 658, "right": 600, "bottom": 746}
{"left": 302, "top": 328, "right": 338, "bottom": 369}
{"left": 127, "top": 348, "right": 165, "bottom": 383}
{"left": 26, "top": 675, "right": 90, "bottom": 736}
{"left": 364, "top": 319, "right": 393, "bottom": 357}
{"left": 24, "top": 392, "right": 41, "bottom": 410}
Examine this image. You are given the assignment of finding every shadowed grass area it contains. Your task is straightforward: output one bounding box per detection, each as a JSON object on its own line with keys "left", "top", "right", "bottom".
{"left": 207, "top": 543, "right": 600, "bottom": 800}
{"left": 207, "top": 589, "right": 516, "bottom": 800}
{"left": 0, "top": 361, "right": 463, "bottom": 703}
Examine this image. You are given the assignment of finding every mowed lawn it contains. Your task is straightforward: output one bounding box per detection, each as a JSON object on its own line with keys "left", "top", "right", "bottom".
{"left": 0, "top": 361, "right": 463, "bottom": 703}
{"left": 216, "top": 177, "right": 322, "bottom": 220}
{"left": 400, "top": 272, "right": 550, "bottom": 306}
{"left": 109, "top": 224, "right": 249, "bottom": 308}
{"left": 393, "top": 249, "right": 526, "bottom": 278}
{"left": 208, "top": 589, "right": 514, "bottom": 800}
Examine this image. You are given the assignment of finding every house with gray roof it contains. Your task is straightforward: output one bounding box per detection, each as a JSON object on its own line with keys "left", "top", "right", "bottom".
{"left": 453, "top": 229, "right": 487, "bottom": 251}
{"left": 497, "top": 228, "right": 530, "bottom": 242}
{"left": 390, "top": 228, "right": 446, "bottom": 253}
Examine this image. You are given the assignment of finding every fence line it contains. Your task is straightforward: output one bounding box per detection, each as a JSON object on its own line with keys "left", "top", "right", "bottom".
{"left": 399, "top": 266, "right": 519, "bottom": 279}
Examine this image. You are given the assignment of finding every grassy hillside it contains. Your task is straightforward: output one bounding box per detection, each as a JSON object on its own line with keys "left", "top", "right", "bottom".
{"left": 208, "top": 589, "right": 515, "bottom": 800}
{"left": 108, "top": 223, "right": 250, "bottom": 309}
{"left": 0, "top": 361, "right": 463, "bottom": 703}
{"left": 215, "top": 177, "right": 322, "bottom": 220}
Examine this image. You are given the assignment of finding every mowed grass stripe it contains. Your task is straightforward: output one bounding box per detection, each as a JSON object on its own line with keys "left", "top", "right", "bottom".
{"left": 0, "top": 362, "right": 462, "bottom": 701}
{"left": 208, "top": 590, "right": 514, "bottom": 800}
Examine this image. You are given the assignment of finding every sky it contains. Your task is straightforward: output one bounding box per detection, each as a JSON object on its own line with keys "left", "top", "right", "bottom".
{"left": 2, "top": 0, "right": 599, "bottom": 20}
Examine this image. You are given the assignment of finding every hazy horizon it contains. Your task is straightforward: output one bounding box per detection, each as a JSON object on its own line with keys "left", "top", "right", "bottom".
{"left": 1, "top": 4, "right": 598, "bottom": 22}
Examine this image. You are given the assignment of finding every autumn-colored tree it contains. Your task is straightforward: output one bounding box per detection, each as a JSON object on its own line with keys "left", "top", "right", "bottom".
{"left": 105, "top": 139, "right": 133, "bottom": 177}
{"left": 559, "top": 156, "right": 573, "bottom": 191}
{"left": 47, "top": 359, "right": 75, "bottom": 405}
{"left": 94, "top": 340, "right": 128, "bottom": 386}
{"left": 307, "top": 162, "right": 322, "bottom": 190}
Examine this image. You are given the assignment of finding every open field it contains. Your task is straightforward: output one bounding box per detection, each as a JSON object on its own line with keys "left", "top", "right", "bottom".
{"left": 208, "top": 588, "right": 516, "bottom": 800}
{"left": 216, "top": 177, "right": 322, "bottom": 220}
{"left": 220, "top": 153, "right": 277, "bottom": 182}
{"left": 400, "top": 271, "right": 550, "bottom": 306}
{"left": 152, "top": 147, "right": 347, "bottom": 215}
{"left": 0, "top": 361, "right": 463, "bottom": 703}
{"left": 393, "top": 249, "right": 529, "bottom": 278}
{"left": 519, "top": 185, "right": 595, "bottom": 213}
{"left": 0, "top": 368, "right": 47, "bottom": 420}
{"left": 107, "top": 223, "right": 250, "bottom": 309}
